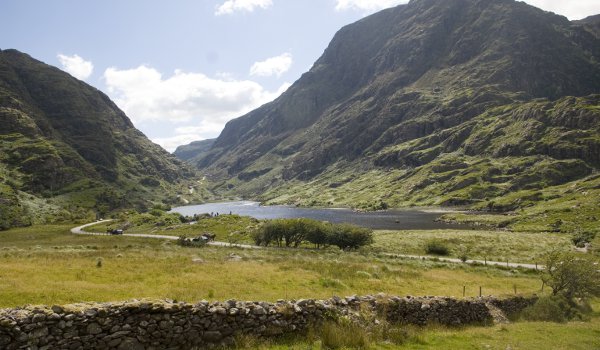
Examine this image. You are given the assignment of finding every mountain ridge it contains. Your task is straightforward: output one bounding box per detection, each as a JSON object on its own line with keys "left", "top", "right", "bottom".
{"left": 177, "top": 0, "right": 600, "bottom": 233}
{"left": 0, "top": 49, "right": 204, "bottom": 229}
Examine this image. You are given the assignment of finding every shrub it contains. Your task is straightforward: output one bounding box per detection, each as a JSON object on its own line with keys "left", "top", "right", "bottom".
{"left": 571, "top": 231, "right": 596, "bottom": 248}
{"left": 521, "top": 295, "right": 587, "bottom": 323}
{"left": 251, "top": 219, "right": 373, "bottom": 250}
{"left": 425, "top": 239, "right": 450, "bottom": 256}
{"left": 327, "top": 224, "right": 374, "bottom": 250}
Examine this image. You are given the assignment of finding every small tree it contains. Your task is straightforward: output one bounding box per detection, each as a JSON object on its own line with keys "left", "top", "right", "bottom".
{"left": 542, "top": 251, "right": 600, "bottom": 300}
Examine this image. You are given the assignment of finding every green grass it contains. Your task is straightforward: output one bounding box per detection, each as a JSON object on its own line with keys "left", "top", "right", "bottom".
{"left": 372, "top": 229, "right": 571, "bottom": 263}
{"left": 245, "top": 318, "right": 600, "bottom": 349}
{"left": 0, "top": 224, "right": 544, "bottom": 308}
{"left": 1, "top": 223, "right": 598, "bottom": 349}
{"left": 86, "top": 213, "right": 259, "bottom": 243}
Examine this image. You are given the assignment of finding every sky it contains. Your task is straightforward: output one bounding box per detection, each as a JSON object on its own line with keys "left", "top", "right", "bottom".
{"left": 1, "top": 0, "right": 599, "bottom": 152}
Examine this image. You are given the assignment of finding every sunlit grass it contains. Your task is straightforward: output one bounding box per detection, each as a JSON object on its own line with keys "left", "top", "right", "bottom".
{"left": 372, "top": 229, "right": 571, "bottom": 263}
{"left": 0, "top": 225, "right": 542, "bottom": 307}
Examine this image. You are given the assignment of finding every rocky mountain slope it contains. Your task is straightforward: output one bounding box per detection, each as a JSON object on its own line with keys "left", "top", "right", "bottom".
{"left": 0, "top": 49, "right": 203, "bottom": 229}
{"left": 174, "top": 138, "right": 215, "bottom": 162}
{"left": 181, "top": 0, "right": 600, "bottom": 234}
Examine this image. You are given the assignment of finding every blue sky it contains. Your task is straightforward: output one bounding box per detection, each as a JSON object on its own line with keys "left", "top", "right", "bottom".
{"left": 1, "top": 0, "right": 599, "bottom": 151}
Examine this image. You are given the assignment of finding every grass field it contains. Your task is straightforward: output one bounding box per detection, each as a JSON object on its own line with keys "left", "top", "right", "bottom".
{"left": 372, "top": 230, "right": 571, "bottom": 263}
{"left": 1, "top": 223, "right": 598, "bottom": 349}
{"left": 1, "top": 224, "right": 543, "bottom": 307}
{"left": 245, "top": 316, "right": 600, "bottom": 349}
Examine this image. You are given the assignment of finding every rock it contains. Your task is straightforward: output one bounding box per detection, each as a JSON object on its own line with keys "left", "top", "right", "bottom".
{"left": 227, "top": 253, "right": 242, "bottom": 261}
{"left": 192, "top": 258, "right": 205, "bottom": 264}
{"left": 108, "top": 338, "right": 122, "bottom": 347}
{"left": 32, "top": 326, "right": 49, "bottom": 338}
{"left": 32, "top": 313, "right": 46, "bottom": 322}
{"left": 0, "top": 334, "right": 12, "bottom": 346}
{"left": 84, "top": 309, "right": 98, "bottom": 317}
{"left": 86, "top": 323, "right": 103, "bottom": 335}
{"left": 117, "top": 337, "right": 144, "bottom": 350}
{"left": 203, "top": 331, "right": 222, "bottom": 342}
{"left": 51, "top": 305, "right": 64, "bottom": 314}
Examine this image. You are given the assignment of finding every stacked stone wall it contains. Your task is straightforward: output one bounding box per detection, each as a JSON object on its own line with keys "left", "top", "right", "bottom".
{"left": 0, "top": 295, "right": 537, "bottom": 349}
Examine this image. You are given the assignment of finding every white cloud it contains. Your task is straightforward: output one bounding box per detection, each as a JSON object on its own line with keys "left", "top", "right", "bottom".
{"left": 250, "top": 53, "right": 293, "bottom": 78}
{"left": 521, "top": 0, "right": 600, "bottom": 20}
{"left": 215, "top": 0, "right": 273, "bottom": 16}
{"left": 57, "top": 54, "right": 94, "bottom": 80}
{"left": 335, "top": 0, "right": 406, "bottom": 13}
{"left": 103, "top": 65, "right": 290, "bottom": 151}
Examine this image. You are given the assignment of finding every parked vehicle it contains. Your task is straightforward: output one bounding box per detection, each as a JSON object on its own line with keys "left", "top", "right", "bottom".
{"left": 106, "top": 229, "right": 124, "bottom": 235}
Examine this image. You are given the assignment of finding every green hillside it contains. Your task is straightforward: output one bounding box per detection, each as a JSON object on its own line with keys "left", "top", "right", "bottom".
{"left": 0, "top": 49, "right": 208, "bottom": 229}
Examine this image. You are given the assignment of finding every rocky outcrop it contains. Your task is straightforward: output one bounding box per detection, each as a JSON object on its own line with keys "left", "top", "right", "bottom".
{"left": 0, "top": 294, "right": 536, "bottom": 349}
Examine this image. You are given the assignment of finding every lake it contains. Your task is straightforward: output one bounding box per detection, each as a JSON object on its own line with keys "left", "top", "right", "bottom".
{"left": 170, "top": 201, "right": 466, "bottom": 230}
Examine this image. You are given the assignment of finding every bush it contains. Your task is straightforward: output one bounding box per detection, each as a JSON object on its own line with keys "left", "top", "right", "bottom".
{"left": 425, "top": 239, "right": 450, "bottom": 256}
{"left": 571, "top": 231, "right": 596, "bottom": 248}
{"left": 251, "top": 219, "right": 373, "bottom": 250}
{"left": 521, "top": 295, "right": 588, "bottom": 323}
{"left": 327, "top": 224, "right": 374, "bottom": 250}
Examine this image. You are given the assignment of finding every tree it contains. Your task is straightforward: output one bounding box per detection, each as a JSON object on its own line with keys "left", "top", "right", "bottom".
{"left": 328, "top": 224, "right": 373, "bottom": 250}
{"left": 542, "top": 251, "right": 600, "bottom": 300}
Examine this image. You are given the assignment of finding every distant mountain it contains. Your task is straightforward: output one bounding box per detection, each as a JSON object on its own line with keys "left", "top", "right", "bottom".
{"left": 174, "top": 139, "right": 216, "bottom": 162}
{"left": 0, "top": 49, "right": 202, "bottom": 229}
{"left": 188, "top": 0, "right": 600, "bottom": 229}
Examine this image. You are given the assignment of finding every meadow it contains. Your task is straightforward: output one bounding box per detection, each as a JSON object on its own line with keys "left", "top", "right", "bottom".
{"left": 0, "top": 221, "right": 598, "bottom": 349}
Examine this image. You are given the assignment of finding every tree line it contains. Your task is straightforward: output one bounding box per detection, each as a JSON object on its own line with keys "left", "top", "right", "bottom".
{"left": 251, "top": 218, "right": 373, "bottom": 250}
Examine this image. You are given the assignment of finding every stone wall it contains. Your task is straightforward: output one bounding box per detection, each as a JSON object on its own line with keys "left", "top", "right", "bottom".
{"left": 0, "top": 294, "right": 537, "bottom": 349}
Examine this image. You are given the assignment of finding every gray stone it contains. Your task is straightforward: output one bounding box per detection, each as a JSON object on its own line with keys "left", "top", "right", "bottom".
{"left": 86, "top": 323, "right": 103, "bottom": 335}
{"left": 108, "top": 338, "right": 122, "bottom": 347}
{"left": 118, "top": 337, "right": 144, "bottom": 350}
{"left": 203, "top": 331, "right": 222, "bottom": 342}
{"left": 32, "top": 313, "right": 46, "bottom": 323}
{"left": 32, "top": 326, "right": 49, "bottom": 338}
{"left": 51, "top": 305, "right": 64, "bottom": 314}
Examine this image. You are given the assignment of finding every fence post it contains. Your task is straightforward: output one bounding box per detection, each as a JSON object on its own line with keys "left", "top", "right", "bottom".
{"left": 479, "top": 286, "right": 482, "bottom": 297}
{"left": 513, "top": 284, "right": 517, "bottom": 294}
{"left": 463, "top": 285, "right": 466, "bottom": 297}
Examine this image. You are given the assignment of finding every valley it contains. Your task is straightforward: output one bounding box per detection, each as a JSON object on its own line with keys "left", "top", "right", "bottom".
{"left": 1, "top": 0, "right": 600, "bottom": 348}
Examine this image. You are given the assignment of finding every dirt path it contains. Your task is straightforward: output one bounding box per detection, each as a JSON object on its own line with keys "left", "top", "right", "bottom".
{"left": 72, "top": 221, "right": 543, "bottom": 268}
{"left": 71, "top": 220, "right": 260, "bottom": 249}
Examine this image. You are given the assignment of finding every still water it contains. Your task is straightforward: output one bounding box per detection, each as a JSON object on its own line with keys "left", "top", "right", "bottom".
{"left": 171, "top": 201, "right": 465, "bottom": 230}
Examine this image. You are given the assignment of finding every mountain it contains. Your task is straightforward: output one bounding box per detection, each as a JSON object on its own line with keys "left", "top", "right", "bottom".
{"left": 0, "top": 49, "right": 203, "bottom": 229}
{"left": 174, "top": 139, "right": 216, "bottom": 162}
{"left": 576, "top": 14, "right": 600, "bottom": 37}
{"left": 188, "top": 0, "right": 600, "bottom": 231}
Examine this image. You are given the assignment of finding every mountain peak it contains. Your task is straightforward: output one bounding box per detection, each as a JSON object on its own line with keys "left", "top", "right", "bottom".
{"left": 188, "top": 0, "right": 599, "bottom": 211}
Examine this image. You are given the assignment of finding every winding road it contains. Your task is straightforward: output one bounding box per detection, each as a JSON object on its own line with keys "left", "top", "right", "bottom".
{"left": 70, "top": 220, "right": 260, "bottom": 249}
{"left": 71, "top": 221, "right": 543, "bottom": 269}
